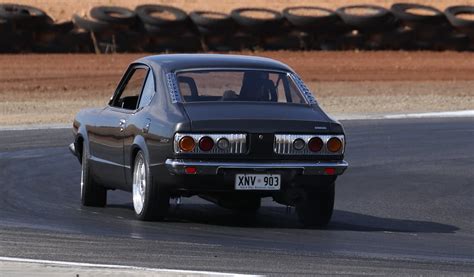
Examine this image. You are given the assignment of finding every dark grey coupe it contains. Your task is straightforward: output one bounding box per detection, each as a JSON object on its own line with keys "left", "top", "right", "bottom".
{"left": 69, "top": 54, "right": 348, "bottom": 227}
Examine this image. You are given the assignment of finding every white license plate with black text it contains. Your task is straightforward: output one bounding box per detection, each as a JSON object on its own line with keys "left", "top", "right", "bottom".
{"left": 235, "top": 174, "right": 281, "bottom": 190}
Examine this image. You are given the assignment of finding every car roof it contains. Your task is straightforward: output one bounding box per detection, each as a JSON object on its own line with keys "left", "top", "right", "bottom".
{"left": 134, "top": 54, "right": 294, "bottom": 73}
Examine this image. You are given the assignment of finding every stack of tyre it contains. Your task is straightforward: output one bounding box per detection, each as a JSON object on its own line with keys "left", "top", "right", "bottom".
{"left": 1, "top": 3, "right": 474, "bottom": 53}
{"left": 72, "top": 5, "right": 201, "bottom": 53}
{"left": 283, "top": 4, "right": 474, "bottom": 51}
{"left": 0, "top": 4, "right": 74, "bottom": 53}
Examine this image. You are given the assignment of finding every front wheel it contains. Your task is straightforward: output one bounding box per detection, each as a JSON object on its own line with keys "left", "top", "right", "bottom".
{"left": 133, "top": 151, "right": 169, "bottom": 221}
{"left": 296, "top": 183, "right": 335, "bottom": 228}
{"left": 80, "top": 146, "right": 107, "bottom": 207}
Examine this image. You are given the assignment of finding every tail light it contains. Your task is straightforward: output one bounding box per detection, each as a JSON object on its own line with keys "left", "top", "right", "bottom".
{"left": 327, "top": 137, "right": 343, "bottom": 153}
{"left": 174, "top": 133, "right": 247, "bottom": 154}
{"left": 274, "top": 134, "right": 345, "bottom": 155}
{"left": 179, "top": 136, "right": 195, "bottom": 152}
{"left": 199, "top": 136, "right": 214, "bottom": 151}
{"left": 308, "top": 137, "right": 323, "bottom": 152}
{"left": 293, "top": 138, "right": 305, "bottom": 150}
{"left": 217, "top": 138, "right": 230, "bottom": 150}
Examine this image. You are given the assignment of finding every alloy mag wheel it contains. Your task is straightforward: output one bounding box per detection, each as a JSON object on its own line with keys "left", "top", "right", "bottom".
{"left": 80, "top": 149, "right": 86, "bottom": 201}
{"left": 133, "top": 154, "right": 147, "bottom": 215}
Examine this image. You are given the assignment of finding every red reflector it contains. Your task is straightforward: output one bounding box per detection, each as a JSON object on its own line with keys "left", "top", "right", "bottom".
{"left": 324, "top": 168, "right": 336, "bottom": 175}
{"left": 185, "top": 167, "right": 197, "bottom": 174}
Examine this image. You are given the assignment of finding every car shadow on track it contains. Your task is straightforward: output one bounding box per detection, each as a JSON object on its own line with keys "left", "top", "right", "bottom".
{"left": 106, "top": 202, "right": 458, "bottom": 234}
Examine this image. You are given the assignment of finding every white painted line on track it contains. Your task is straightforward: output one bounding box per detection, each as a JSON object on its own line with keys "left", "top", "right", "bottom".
{"left": 334, "top": 110, "right": 474, "bottom": 121}
{"left": 0, "top": 124, "right": 69, "bottom": 131}
{"left": 0, "top": 110, "right": 472, "bottom": 131}
{"left": 0, "top": 256, "right": 260, "bottom": 277}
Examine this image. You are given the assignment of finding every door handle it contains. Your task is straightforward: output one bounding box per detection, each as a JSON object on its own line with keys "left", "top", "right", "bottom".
{"left": 119, "top": 119, "right": 126, "bottom": 132}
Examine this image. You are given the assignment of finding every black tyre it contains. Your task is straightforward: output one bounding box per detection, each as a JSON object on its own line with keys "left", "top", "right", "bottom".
{"left": 0, "top": 4, "right": 49, "bottom": 24}
{"left": 135, "top": 5, "right": 187, "bottom": 28}
{"left": 282, "top": 6, "right": 340, "bottom": 30}
{"left": 72, "top": 14, "right": 110, "bottom": 33}
{"left": 336, "top": 5, "right": 397, "bottom": 32}
{"left": 189, "top": 11, "right": 235, "bottom": 33}
{"left": 80, "top": 146, "right": 107, "bottom": 207}
{"left": 296, "top": 183, "right": 335, "bottom": 228}
{"left": 50, "top": 21, "right": 74, "bottom": 34}
{"left": 90, "top": 6, "right": 137, "bottom": 25}
{"left": 261, "top": 32, "right": 302, "bottom": 50}
{"left": 445, "top": 6, "right": 474, "bottom": 35}
{"left": 391, "top": 3, "right": 447, "bottom": 27}
{"left": 133, "top": 151, "right": 169, "bottom": 221}
{"left": 231, "top": 8, "right": 284, "bottom": 34}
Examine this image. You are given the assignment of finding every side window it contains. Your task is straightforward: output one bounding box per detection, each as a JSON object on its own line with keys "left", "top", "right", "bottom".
{"left": 138, "top": 71, "right": 156, "bottom": 109}
{"left": 112, "top": 67, "right": 147, "bottom": 110}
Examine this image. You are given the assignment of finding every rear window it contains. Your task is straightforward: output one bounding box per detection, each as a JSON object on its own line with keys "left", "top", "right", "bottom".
{"left": 176, "top": 70, "right": 307, "bottom": 104}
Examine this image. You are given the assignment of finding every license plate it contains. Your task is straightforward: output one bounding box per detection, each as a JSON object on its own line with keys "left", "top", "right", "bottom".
{"left": 235, "top": 174, "right": 281, "bottom": 190}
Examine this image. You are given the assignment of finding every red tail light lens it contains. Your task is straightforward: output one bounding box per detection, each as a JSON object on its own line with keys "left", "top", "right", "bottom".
{"left": 308, "top": 137, "right": 323, "bottom": 152}
{"left": 179, "top": 136, "right": 195, "bottom": 152}
{"left": 327, "top": 137, "right": 343, "bottom": 153}
{"left": 199, "top": 136, "right": 214, "bottom": 151}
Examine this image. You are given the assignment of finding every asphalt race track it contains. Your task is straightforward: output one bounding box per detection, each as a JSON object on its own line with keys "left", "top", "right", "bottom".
{"left": 1, "top": 118, "right": 473, "bottom": 275}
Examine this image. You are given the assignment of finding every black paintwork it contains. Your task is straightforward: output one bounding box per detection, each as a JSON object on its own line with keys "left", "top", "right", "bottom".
{"left": 72, "top": 54, "right": 344, "bottom": 194}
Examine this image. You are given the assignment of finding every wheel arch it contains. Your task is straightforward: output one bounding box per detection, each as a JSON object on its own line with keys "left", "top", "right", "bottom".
{"left": 129, "top": 135, "right": 150, "bottom": 172}
{"left": 75, "top": 126, "right": 90, "bottom": 163}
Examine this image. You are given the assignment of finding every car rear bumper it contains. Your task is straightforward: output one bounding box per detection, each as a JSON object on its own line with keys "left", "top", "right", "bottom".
{"left": 164, "top": 159, "right": 348, "bottom": 176}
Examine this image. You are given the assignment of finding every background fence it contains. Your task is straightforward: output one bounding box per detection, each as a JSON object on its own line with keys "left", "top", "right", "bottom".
{"left": 0, "top": 3, "right": 473, "bottom": 53}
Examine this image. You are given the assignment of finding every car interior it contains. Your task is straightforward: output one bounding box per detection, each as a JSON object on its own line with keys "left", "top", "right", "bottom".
{"left": 178, "top": 71, "right": 281, "bottom": 103}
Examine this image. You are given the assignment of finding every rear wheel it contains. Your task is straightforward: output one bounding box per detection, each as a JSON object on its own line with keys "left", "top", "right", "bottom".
{"left": 296, "top": 183, "right": 335, "bottom": 228}
{"left": 133, "top": 151, "right": 169, "bottom": 221}
{"left": 80, "top": 146, "right": 107, "bottom": 207}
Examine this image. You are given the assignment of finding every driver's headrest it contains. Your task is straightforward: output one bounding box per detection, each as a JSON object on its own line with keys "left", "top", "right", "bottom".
{"left": 243, "top": 71, "right": 269, "bottom": 82}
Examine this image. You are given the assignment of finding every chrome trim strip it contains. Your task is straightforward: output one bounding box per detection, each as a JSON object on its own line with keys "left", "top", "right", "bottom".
{"left": 165, "top": 72, "right": 182, "bottom": 103}
{"left": 289, "top": 73, "right": 317, "bottom": 104}
{"left": 174, "top": 133, "right": 247, "bottom": 154}
{"left": 274, "top": 134, "right": 345, "bottom": 155}
{"left": 165, "top": 159, "right": 348, "bottom": 176}
{"left": 174, "top": 67, "right": 290, "bottom": 74}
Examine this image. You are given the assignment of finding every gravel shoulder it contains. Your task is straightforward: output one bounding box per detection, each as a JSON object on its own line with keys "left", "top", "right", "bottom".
{"left": 1, "top": 52, "right": 473, "bottom": 126}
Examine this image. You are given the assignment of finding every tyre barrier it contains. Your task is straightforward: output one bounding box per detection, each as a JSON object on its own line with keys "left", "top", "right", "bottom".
{"left": 0, "top": 3, "right": 474, "bottom": 53}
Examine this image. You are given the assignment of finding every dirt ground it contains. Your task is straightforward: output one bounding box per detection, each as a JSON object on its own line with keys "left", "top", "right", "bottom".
{"left": 11, "top": 0, "right": 474, "bottom": 22}
{"left": 0, "top": 51, "right": 473, "bottom": 126}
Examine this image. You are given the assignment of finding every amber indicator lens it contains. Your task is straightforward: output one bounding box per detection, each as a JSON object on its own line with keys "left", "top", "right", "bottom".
{"left": 327, "top": 137, "right": 343, "bottom": 152}
{"left": 179, "top": 136, "right": 195, "bottom": 152}
{"left": 217, "top": 138, "right": 230, "bottom": 150}
{"left": 293, "top": 138, "right": 305, "bottom": 150}
{"left": 308, "top": 137, "right": 323, "bottom": 152}
{"left": 199, "top": 136, "right": 214, "bottom": 151}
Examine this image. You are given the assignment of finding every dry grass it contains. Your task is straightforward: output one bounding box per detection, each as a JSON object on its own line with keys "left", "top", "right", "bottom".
{"left": 239, "top": 10, "right": 277, "bottom": 19}
{"left": 406, "top": 8, "right": 439, "bottom": 16}
{"left": 313, "top": 81, "right": 474, "bottom": 115}
{"left": 149, "top": 10, "right": 177, "bottom": 20}
{"left": 286, "top": 7, "right": 332, "bottom": 17}
{"left": 1, "top": 81, "right": 473, "bottom": 126}
{"left": 1, "top": 52, "right": 473, "bottom": 126}
{"left": 342, "top": 7, "right": 381, "bottom": 16}
{"left": 11, "top": 0, "right": 474, "bottom": 21}
{"left": 456, "top": 13, "right": 474, "bottom": 20}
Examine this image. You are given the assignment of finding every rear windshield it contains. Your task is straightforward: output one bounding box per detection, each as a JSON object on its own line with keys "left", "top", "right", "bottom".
{"left": 176, "top": 70, "right": 307, "bottom": 104}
